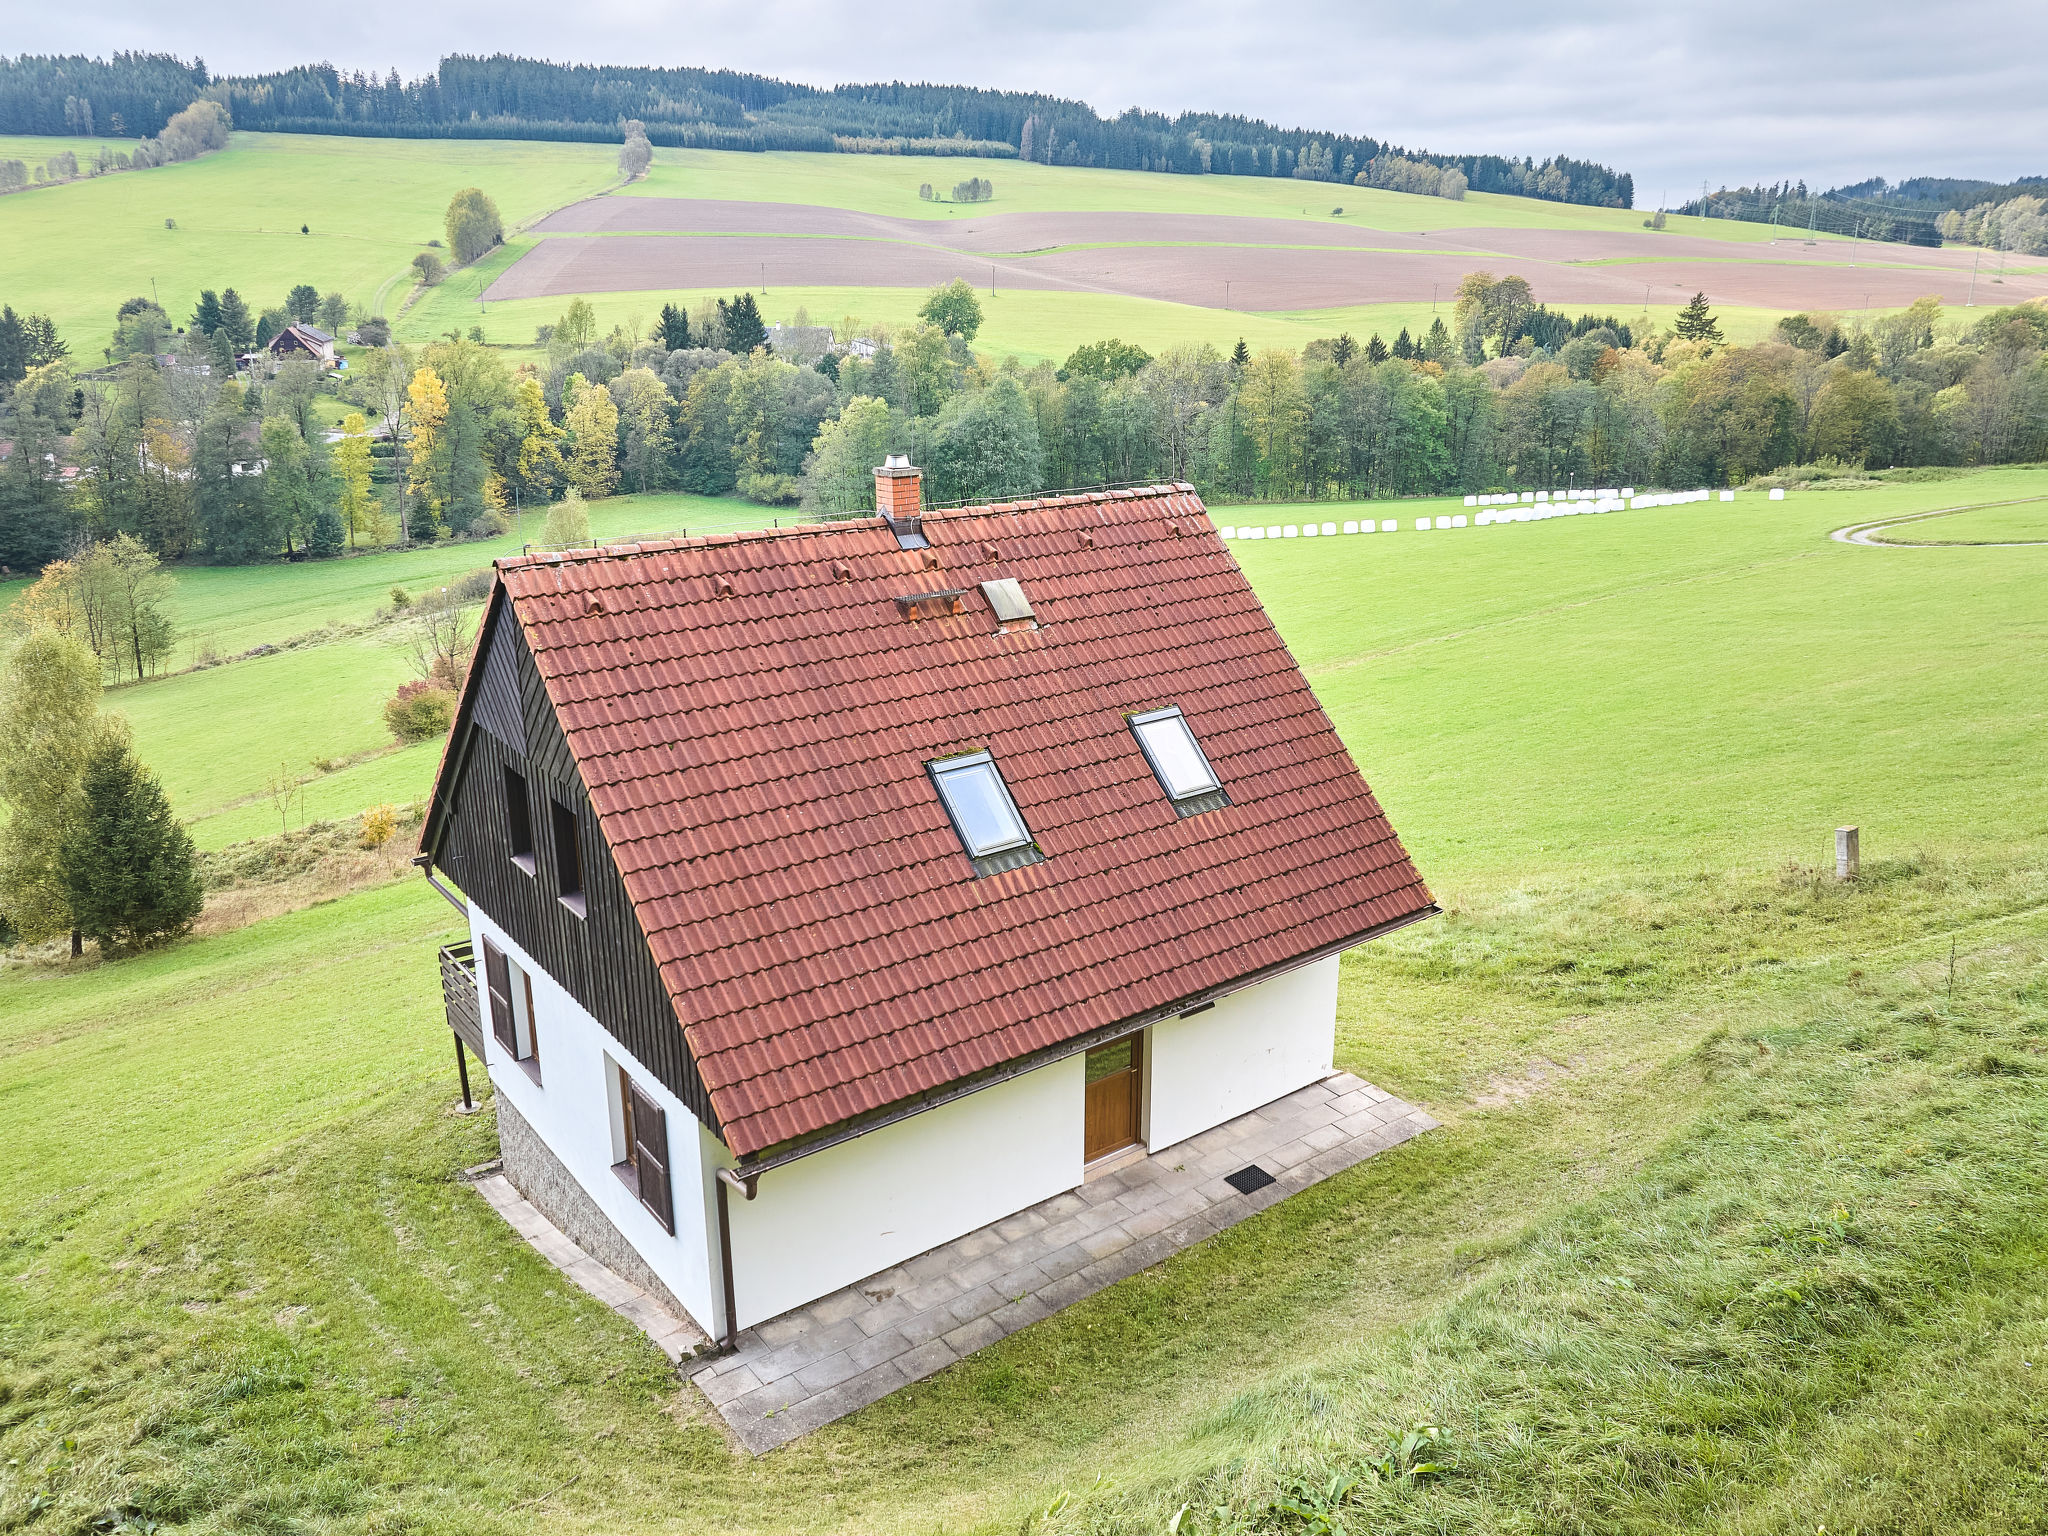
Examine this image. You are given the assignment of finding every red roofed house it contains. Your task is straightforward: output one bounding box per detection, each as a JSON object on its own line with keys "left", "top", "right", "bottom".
{"left": 420, "top": 458, "right": 1435, "bottom": 1349}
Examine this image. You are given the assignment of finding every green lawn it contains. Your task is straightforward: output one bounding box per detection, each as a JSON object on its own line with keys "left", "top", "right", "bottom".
{"left": 1871, "top": 496, "right": 2048, "bottom": 543}
{"left": 626, "top": 149, "right": 1829, "bottom": 245}
{"left": 4, "top": 464, "right": 2045, "bottom": 1532}
{"left": 0, "top": 131, "right": 619, "bottom": 355}
{"left": 0, "top": 133, "right": 137, "bottom": 168}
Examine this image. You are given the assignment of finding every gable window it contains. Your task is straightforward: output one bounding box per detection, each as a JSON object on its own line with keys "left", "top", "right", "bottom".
{"left": 929, "top": 750, "right": 1043, "bottom": 877}
{"left": 551, "top": 799, "right": 586, "bottom": 917}
{"left": 609, "top": 1062, "right": 675, "bottom": 1233}
{"left": 505, "top": 766, "right": 534, "bottom": 874}
{"left": 480, "top": 936, "right": 542, "bottom": 1083}
{"left": 1130, "top": 706, "right": 1230, "bottom": 817}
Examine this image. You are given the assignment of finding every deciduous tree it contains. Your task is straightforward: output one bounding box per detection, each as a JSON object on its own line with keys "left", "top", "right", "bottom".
{"left": 0, "top": 629, "right": 120, "bottom": 953}
{"left": 919, "top": 278, "right": 984, "bottom": 341}
{"left": 444, "top": 188, "right": 505, "bottom": 265}
{"left": 565, "top": 373, "right": 620, "bottom": 498}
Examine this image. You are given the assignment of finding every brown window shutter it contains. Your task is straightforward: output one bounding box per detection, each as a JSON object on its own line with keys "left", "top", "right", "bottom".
{"left": 522, "top": 971, "right": 539, "bottom": 1066}
{"left": 628, "top": 1080, "right": 674, "bottom": 1234}
{"left": 482, "top": 938, "right": 516, "bottom": 1052}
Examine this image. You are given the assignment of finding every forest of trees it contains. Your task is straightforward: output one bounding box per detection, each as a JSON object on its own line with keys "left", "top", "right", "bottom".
{"left": 5, "top": 276, "right": 2044, "bottom": 586}
{"left": 1678, "top": 182, "right": 1943, "bottom": 246}
{"left": 0, "top": 52, "right": 1634, "bottom": 207}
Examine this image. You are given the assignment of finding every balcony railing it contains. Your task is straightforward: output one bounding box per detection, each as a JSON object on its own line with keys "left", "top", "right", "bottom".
{"left": 439, "top": 942, "right": 484, "bottom": 1108}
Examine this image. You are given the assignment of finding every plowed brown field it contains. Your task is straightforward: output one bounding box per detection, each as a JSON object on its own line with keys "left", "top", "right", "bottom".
{"left": 485, "top": 198, "right": 2047, "bottom": 315}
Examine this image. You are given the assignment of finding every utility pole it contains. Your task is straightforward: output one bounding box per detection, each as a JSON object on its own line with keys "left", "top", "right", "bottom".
{"left": 1967, "top": 246, "right": 1980, "bottom": 306}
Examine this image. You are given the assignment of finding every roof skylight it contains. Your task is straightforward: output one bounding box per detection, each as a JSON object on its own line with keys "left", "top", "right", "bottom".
{"left": 929, "top": 751, "right": 1041, "bottom": 874}
{"left": 1130, "top": 707, "right": 1226, "bottom": 811}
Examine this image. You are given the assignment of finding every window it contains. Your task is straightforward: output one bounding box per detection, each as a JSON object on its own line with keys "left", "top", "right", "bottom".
{"left": 551, "top": 799, "right": 585, "bottom": 916}
{"left": 929, "top": 750, "right": 1042, "bottom": 876}
{"left": 1130, "top": 706, "right": 1229, "bottom": 816}
{"left": 481, "top": 936, "right": 541, "bottom": 1083}
{"left": 610, "top": 1063, "right": 675, "bottom": 1233}
{"left": 505, "top": 766, "right": 534, "bottom": 874}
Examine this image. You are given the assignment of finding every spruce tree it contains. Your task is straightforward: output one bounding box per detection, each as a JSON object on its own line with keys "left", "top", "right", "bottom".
{"left": 1330, "top": 333, "right": 1356, "bottom": 366}
{"left": 1674, "top": 291, "right": 1723, "bottom": 344}
{"left": 0, "top": 305, "right": 24, "bottom": 384}
{"left": 59, "top": 739, "right": 204, "bottom": 952}
{"left": 719, "top": 293, "right": 769, "bottom": 354}
{"left": 286, "top": 284, "right": 320, "bottom": 323}
{"left": 1230, "top": 338, "right": 1250, "bottom": 370}
{"left": 1391, "top": 327, "right": 1415, "bottom": 359}
{"left": 1365, "top": 334, "right": 1390, "bottom": 365}
{"left": 657, "top": 302, "right": 691, "bottom": 350}
{"left": 217, "top": 288, "right": 253, "bottom": 350}
{"left": 190, "top": 290, "right": 222, "bottom": 336}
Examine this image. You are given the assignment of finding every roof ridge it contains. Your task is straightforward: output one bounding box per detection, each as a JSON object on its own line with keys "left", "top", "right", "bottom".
{"left": 494, "top": 482, "right": 1202, "bottom": 574}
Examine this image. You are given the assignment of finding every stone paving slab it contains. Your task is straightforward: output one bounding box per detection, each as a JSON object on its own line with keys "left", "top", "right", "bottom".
{"left": 470, "top": 1170, "right": 710, "bottom": 1364}
{"left": 690, "top": 1072, "right": 1436, "bottom": 1453}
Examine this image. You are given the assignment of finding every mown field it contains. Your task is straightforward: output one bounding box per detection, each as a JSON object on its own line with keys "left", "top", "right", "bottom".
{"left": 0, "top": 131, "right": 620, "bottom": 354}
{"left": 3, "top": 129, "right": 1853, "bottom": 369}
{"left": 2, "top": 465, "right": 2045, "bottom": 1532}
{"left": 1872, "top": 496, "right": 2048, "bottom": 544}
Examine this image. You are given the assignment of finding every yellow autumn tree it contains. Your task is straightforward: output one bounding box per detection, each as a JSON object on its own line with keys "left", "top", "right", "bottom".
{"left": 403, "top": 365, "right": 450, "bottom": 535}
{"left": 511, "top": 376, "right": 567, "bottom": 505}
{"left": 333, "top": 412, "right": 388, "bottom": 547}
{"left": 564, "top": 372, "right": 619, "bottom": 499}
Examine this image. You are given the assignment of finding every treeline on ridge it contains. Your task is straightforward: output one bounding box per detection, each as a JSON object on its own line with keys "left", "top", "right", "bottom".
{"left": 0, "top": 52, "right": 1633, "bottom": 208}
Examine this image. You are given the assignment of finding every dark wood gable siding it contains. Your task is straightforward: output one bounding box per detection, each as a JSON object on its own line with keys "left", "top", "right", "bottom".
{"left": 430, "top": 596, "right": 719, "bottom": 1137}
{"left": 473, "top": 610, "right": 527, "bottom": 754}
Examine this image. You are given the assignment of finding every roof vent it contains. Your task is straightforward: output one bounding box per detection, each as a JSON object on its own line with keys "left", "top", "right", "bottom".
{"left": 832, "top": 562, "right": 854, "bottom": 583}
{"left": 585, "top": 593, "right": 606, "bottom": 615}
{"left": 979, "top": 578, "right": 1035, "bottom": 625}
{"left": 920, "top": 548, "right": 942, "bottom": 571}
{"left": 714, "top": 576, "right": 735, "bottom": 599}
{"left": 895, "top": 589, "right": 967, "bottom": 622}
{"left": 1080, "top": 531, "right": 1095, "bottom": 549}
{"left": 981, "top": 542, "right": 1000, "bottom": 562}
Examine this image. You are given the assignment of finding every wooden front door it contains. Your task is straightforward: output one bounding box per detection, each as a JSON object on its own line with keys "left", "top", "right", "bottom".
{"left": 1084, "top": 1034, "right": 1143, "bottom": 1163}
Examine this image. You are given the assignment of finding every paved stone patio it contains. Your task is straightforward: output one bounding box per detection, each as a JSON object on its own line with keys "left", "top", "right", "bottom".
{"left": 469, "top": 1165, "right": 710, "bottom": 1362}
{"left": 689, "top": 1071, "right": 1435, "bottom": 1453}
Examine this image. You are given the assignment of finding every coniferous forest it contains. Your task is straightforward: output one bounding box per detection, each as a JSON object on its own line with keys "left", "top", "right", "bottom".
{"left": 0, "top": 52, "right": 1636, "bottom": 208}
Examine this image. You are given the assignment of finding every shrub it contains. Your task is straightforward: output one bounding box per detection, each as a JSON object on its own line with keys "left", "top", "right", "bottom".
{"left": 358, "top": 804, "right": 399, "bottom": 849}
{"left": 384, "top": 680, "right": 457, "bottom": 743}
{"left": 739, "top": 471, "right": 801, "bottom": 505}
{"left": 389, "top": 585, "right": 412, "bottom": 610}
{"left": 411, "top": 252, "right": 446, "bottom": 286}
{"left": 541, "top": 488, "right": 591, "bottom": 547}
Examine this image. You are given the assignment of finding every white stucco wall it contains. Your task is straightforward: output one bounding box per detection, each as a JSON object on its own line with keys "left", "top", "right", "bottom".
{"left": 723, "top": 1055, "right": 1085, "bottom": 1329}
{"left": 1144, "top": 955, "right": 1339, "bottom": 1154}
{"left": 470, "top": 911, "right": 721, "bottom": 1335}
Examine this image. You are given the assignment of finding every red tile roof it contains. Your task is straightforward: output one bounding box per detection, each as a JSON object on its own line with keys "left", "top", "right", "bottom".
{"left": 492, "top": 485, "right": 1433, "bottom": 1158}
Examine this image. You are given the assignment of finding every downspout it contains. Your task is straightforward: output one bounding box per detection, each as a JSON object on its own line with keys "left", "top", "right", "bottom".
{"left": 714, "top": 1167, "right": 758, "bottom": 1351}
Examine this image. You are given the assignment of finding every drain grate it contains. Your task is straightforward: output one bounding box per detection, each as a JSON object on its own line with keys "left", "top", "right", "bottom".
{"left": 1224, "top": 1164, "right": 1276, "bottom": 1195}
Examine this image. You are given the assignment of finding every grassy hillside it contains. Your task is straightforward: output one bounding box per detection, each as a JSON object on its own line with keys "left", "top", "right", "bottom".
{"left": 624, "top": 149, "right": 1817, "bottom": 245}
{"left": 2, "top": 129, "right": 1827, "bottom": 364}
{"left": 0, "top": 131, "right": 619, "bottom": 354}
{"left": 3, "top": 465, "right": 2044, "bottom": 1532}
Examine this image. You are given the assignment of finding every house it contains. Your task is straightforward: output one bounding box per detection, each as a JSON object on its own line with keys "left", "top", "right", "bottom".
{"left": 419, "top": 460, "right": 1436, "bottom": 1351}
{"left": 267, "top": 323, "right": 337, "bottom": 368}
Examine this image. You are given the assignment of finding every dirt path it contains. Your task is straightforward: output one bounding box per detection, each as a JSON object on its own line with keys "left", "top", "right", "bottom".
{"left": 1830, "top": 497, "right": 2048, "bottom": 547}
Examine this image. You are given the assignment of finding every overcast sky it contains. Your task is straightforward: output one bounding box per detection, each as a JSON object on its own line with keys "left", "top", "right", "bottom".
{"left": 20, "top": 0, "right": 2047, "bottom": 197}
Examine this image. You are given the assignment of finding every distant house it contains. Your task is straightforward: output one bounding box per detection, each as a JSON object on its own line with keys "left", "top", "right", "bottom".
{"left": 419, "top": 459, "right": 1436, "bottom": 1348}
{"left": 764, "top": 322, "right": 834, "bottom": 364}
{"left": 267, "top": 323, "right": 337, "bottom": 368}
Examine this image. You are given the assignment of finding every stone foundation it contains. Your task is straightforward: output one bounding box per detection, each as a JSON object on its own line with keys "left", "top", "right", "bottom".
{"left": 495, "top": 1095, "right": 696, "bottom": 1327}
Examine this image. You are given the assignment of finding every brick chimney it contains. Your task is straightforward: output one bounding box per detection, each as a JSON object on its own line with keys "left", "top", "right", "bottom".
{"left": 874, "top": 453, "right": 922, "bottom": 518}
